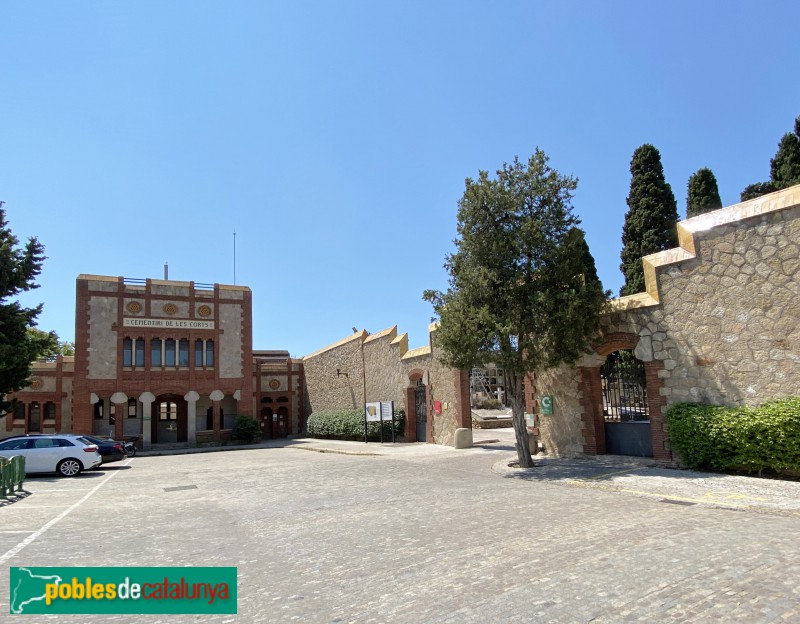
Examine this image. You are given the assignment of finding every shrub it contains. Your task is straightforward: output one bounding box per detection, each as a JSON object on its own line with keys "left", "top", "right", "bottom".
{"left": 307, "top": 408, "right": 405, "bottom": 441}
{"left": 666, "top": 398, "right": 800, "bottom": 474}
{"left": 473, "top": 396, "right": 502, "bottom": 410}
{"left": 232, "top": 415, "right": 261, "bottom": 443}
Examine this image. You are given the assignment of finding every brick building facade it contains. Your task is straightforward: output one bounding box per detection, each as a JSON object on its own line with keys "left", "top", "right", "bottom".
{"left": 4, "top": 275, "right": 305, "bottom": 449}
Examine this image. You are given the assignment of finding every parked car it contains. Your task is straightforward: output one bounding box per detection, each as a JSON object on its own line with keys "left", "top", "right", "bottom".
{"left": 79, "top": 435, "right": 127, "bottom": 465}
{"left": 0, "top": 434, "right": 102, "bottom": 476}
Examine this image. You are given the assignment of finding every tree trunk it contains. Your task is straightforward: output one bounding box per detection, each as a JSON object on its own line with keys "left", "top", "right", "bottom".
{"left": 508, "top": 372, "right": 534, "bottom": 468}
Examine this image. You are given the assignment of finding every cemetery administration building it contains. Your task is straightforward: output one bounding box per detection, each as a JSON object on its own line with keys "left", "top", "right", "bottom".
{"left": 4, "top": 274, "right": 306, "bottom": 447}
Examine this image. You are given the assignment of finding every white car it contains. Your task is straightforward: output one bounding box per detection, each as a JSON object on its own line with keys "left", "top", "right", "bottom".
{"left": 0, "top": 434, "right": 102, "bottom": 477}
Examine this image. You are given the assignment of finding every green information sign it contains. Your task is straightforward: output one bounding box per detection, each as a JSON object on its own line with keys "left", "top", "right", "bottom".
{"left": 540, "top": 395, "right": 554, "bottom": 415}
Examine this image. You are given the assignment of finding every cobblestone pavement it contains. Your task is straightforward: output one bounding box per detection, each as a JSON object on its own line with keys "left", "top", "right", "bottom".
{"left": 1, "top": 439, "right": 799, "bottom": 623}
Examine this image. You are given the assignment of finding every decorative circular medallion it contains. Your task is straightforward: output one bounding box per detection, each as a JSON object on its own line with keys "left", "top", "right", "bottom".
{"left": 198, "top": 304, "right": 212, "bottom": 317}
{"left": 30, "top": 377, "right": 43, "bottom": 390}
{"left": 269, "top": 379, "right": 280, "bottom": 390}
{"left": 163, "top": 303, "right": 178, "bottom": 315}
{"left": 127, "top": 301, "right": 142, "bottom": 314}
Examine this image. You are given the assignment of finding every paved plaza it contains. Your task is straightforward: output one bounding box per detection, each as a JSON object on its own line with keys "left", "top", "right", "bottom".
{"left": 1, "top": 435, "right": 799, "bottom": 622}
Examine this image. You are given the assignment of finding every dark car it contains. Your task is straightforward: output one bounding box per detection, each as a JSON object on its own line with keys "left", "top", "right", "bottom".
{"left": 79, "top": 435, "right": 126, "bottom": 465}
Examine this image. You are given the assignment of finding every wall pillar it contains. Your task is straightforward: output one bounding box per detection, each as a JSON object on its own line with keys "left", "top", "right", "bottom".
{"left": 453, "top": 370, "right": 472, "bottom": 429}
{"left": 645, "top": 360, "right": 671, "bottom": 462}
{"left": 579, "top": 367, "right": 606, "bottom": 455}
{"left": 210, "top": 389, "right": 224, "bottom": 440}
{"left": 110, "top": 392, "right": 128, "bottom": 440}
{"left": 140, "top": 392, "right": 155, "bottom": 449}
{"left": 184, "top": 391, "right": 199, "bottom": 447}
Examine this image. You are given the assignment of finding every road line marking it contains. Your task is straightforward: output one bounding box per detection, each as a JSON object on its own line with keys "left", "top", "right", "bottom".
{"left": 577, "top": 467, "right": 649, "bottom": 480}
{"left": 566, "top": 479, "right": 749, "bottom": 508}
{"left": 0, "top": 458, "right": 132, "bottom": 566}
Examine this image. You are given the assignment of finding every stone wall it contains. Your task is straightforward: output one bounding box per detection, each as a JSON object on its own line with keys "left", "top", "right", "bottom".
{"left": 364, "top": 327, "right": 404, "bottom": 406}
{"left": 87, "top": 295, "right": 118, "bottom": 379}
{"left": 302, "top": 326, "right": 470, "bottom": 445}
{"left": 533, "top": 363, "right": 587, "bottom": 457}
{"left": 531, "top": 185, "right": 800, "bottom": 459}
{"left": 303, "top": 331, "right": 368, "bottom": 415}
{"left": 219, "top": 303, "right": 243, "bottom": 379}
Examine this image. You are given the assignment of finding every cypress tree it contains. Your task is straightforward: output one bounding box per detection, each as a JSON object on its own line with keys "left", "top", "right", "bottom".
{"left": 769, "top": 115, "right": 800, "bottom": 188}
{"left": 619, "top": 144, "right": 679, "bottom": 296}
{"left": 741, "top": 114, "right": 800, "bottom": 201}
{"left": 686, "top": 168, "right": 722, "bottom": 218}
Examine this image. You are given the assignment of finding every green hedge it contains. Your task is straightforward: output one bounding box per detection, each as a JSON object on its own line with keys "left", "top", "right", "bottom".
{"left": 665, "top": 398, "right": 800, "bottom": 474}
{"left": 307, "top": 408, "right": 405, "bottom": 441}
{"left": 232, "top": 415, "right": 261, "bottom": 443}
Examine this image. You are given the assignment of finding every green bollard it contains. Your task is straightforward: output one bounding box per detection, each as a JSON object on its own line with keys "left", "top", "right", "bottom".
{"left": 0, "top": 458, "right": 8, "bottom": 499}
{"left": 14, "top": 455, "right": 25, "bottom": 492}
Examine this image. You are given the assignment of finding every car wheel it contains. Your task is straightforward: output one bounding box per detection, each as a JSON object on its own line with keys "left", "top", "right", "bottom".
{"left": 57, "top": 458, "right": 82, "bottom": 477}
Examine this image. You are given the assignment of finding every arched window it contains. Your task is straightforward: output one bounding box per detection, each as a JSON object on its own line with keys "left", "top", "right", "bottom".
{"left": 165, "top": 339, "right": 176, "bottom": 367}
{"left": 151, "top": 338, "right": 162, "bottom": 366}
{"left": 123, "top": 338, "right": 133, "bottom": 367}
{"left": 195, "top": 340, "right": 204, "bottom": 367}
{"left": 127, "top": 397, "right": 138, "bottom": 418}
{"left": 205, "top": 340, "right": 215, "bottom": 367}
{"left": 135, "top": 338, "right": 145, "bottom": 367}
{"left": 178, "top": 339, "right": 189, "bottom": 367}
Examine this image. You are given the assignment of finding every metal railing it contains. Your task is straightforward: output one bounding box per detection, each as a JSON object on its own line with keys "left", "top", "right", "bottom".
{"left": 0, "top": 455, "right": 26, "bottom": 498}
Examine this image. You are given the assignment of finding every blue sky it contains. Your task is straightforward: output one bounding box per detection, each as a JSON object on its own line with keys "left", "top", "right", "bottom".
{"left": 2, "top": 1, "right": 798, "bottom": 357}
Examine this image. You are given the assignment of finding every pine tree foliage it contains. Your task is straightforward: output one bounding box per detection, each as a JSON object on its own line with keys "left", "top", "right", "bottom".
{"left": 0, "top": 201, "right": 50, "bottom": 408}
{"left": 619, "top": 144, "right": 679, "bottom": 296}
{"left": 686, "top": 168, "right": 722, "bottom": 218}
{"left": 741, "top": 114, "right": 800, "bottom": 201}
{"left": 423, "top": 150, "right": 607, "bottom": 467}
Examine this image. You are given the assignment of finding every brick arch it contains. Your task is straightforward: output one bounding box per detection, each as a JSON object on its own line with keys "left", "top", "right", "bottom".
{"left": 407, "top": 368, "right": 424, "bottom": 383}
{"left": 594, "top": 332, "right": 639, "bottom": 357}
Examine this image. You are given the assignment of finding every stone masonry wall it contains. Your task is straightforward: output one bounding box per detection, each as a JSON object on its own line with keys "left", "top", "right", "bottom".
{"left": 533, "top": 363, "right": 586, "bottom": 457}
{"left": 87, "top": 295, "right": 118, "bottom": 379}
{"left": 303, "top": 326, "right": 467, "bottom": 444}
{"left": 363, "top": 327, "right": 404, "bottom": 406}
{"left": 303, "top": 331, "right": 368, "bottom": 415}
{"left": 533, "top": 185, "right": 800, "bottom": 458}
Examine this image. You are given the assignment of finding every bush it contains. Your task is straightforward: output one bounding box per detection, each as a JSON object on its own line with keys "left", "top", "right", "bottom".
{"left": 232, "top": 415, "right": 261, "bottom": 443}
{"left": 666, "top": 398, "right": 800, "bottom": 474}
{"left": 307, "top": 408, "right": 405, "bottom": 441}
{"left": 473, "top": 396, "right": 502, "bottom": 410}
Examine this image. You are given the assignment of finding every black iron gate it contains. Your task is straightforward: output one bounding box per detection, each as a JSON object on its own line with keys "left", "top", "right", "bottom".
{"left": 601, "top": 350, "right": 652, "bottom": 457}
{"left": 415, "top": 383, "right": 427, "bottom": 442}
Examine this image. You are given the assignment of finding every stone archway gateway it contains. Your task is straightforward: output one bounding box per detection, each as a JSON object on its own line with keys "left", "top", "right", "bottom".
{"left": 579, "top": 332, "right": 670, "bottom": 461}
{"left": 601, "top": 349, "right": 652, "bottom": 457}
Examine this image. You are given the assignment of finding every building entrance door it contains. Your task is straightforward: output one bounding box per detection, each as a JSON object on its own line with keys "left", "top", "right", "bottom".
{"left": 152, "top": 394, "right": 188, "bottom": 444}
{"left": 29, "top": 403, "right": 41, "bottom": 433}
{"left": 275, "top": 407, "right": 288, "bottom": 438}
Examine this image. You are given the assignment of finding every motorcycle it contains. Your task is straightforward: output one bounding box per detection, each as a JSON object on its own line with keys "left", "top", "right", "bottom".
{"left": 120, "top": 436, "right": 138, "bottom": 457}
